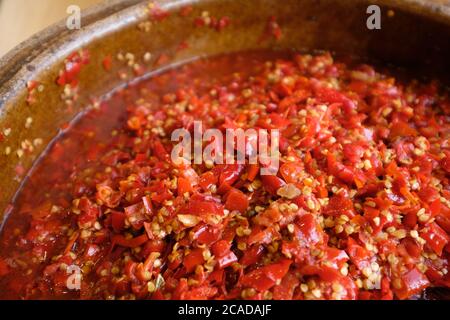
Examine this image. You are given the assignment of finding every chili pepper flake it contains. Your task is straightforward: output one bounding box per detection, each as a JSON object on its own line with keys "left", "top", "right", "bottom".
{"left": 102, "top": 55, "right": 113, "bottom": 71}
{"left": 262, "top": 16, "right": 282, "bottom": 42}
{"left": 147, "top": 2, "right": 170, "bottom": 22}
{"left": 179, "top": 5, "right": 193, "bottom": 17}
{"left": 194, "top": 11, "right": 231, "bottom": 31}
{"left": 56, "top": 49, "right": 90, "bottom": 87}
{"left": 176, "top": 41, "right": 189, "bottom": 52}
{"left": 154, "top": 53, "right": 169, "bottom": 66}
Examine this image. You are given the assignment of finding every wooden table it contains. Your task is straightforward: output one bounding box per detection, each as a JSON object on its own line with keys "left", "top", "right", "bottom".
{"left": 0, "top": 0, "right": 101, "bottom": 57}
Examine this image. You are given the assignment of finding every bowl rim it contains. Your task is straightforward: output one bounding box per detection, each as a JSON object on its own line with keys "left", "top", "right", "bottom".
{"left": 0, "top": 0, "right": 449, "bottom": 110}
{"left": 0, "top": 0, "right": 148, "bottom": 109}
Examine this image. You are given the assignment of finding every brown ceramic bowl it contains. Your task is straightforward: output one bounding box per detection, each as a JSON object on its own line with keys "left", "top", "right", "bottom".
{"left": 0, "top": 0, "right": 449, "bottom": 299}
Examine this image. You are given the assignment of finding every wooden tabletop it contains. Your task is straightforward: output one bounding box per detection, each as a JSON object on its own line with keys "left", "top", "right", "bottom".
{"left": 0, "top": 0, "right": 101, "bottom": 57}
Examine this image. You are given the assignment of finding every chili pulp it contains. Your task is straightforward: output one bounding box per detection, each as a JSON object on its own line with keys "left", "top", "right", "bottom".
{"left": 0, "top": 51, "right": 449, "bottom": 300}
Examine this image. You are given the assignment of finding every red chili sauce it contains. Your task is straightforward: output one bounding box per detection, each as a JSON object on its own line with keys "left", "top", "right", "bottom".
{"left": 0, "top": 51, "right": 449, "bottom": 300}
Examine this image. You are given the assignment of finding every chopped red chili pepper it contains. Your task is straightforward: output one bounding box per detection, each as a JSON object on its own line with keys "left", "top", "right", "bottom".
{"left": 56, "top": 50, "right": 90, "bottom": 87}
{"left": 112, "top": 234, "right": 149, "bottom": 248}
{"left": 0, "top": 51, "right": 449, "bottom": 300}
{"left": 102, "top": 54, "right": 113, "bottom": 71}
